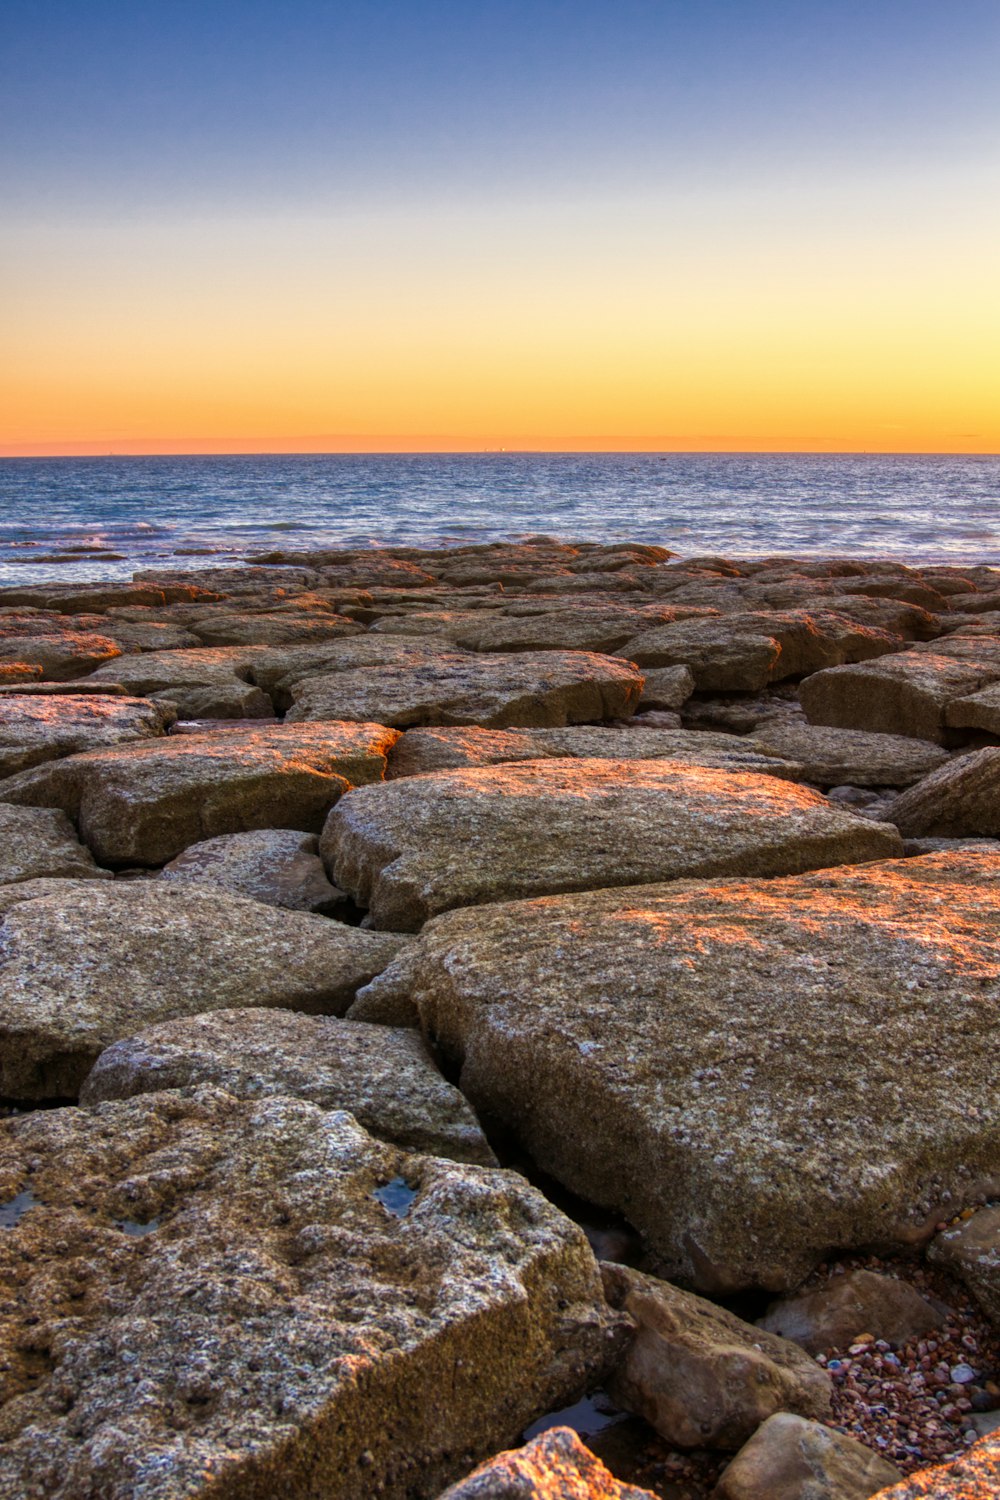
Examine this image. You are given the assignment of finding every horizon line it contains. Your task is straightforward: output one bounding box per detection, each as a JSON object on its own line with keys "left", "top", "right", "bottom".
{"left": 1, "top": 446, "right": 997, "bottom": 461}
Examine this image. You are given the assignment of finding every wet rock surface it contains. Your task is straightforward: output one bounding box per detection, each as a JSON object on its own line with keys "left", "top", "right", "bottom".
{"left": 0, "top": 881, "right": 408, "bottom": 1098}
{"left": 324, "top": 757, "right": 901, "bottom": 929}
{"left": 80, "top": 1007, "right": 495, "bottom": 1164}
{"left": 0, "top": 1089, "right": 621, "bottom": 1500}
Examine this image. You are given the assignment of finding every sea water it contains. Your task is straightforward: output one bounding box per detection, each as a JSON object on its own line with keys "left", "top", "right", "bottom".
{"left": 0, "top": 452, "right": 997, "bottom": 584}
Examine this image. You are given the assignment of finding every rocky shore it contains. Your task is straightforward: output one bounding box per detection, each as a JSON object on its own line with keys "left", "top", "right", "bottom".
{"left": 1, "top": 538, "right": 999, "bottom": 1498}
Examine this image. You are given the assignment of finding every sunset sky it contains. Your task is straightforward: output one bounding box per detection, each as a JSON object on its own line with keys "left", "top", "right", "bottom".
{"left": 2, "top": 0, "right": 998, "bottom": 456}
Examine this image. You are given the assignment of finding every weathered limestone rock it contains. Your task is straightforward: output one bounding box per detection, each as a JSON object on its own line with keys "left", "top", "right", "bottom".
{"left": 888, "top": 748, "right": 1000, "bottom": 838}
{"left": 758, "top": 1270, "right": 943, "bottom": 1353}
{"left": 385, "top": 725, "right": 802, "bottom": 780}
{"left": 601, "top": 1263, "right": 831, "bottom": 1449}
{"left": 637, "top": 664, "right": 696, "bottom": 710}
{"left": 80, "top": 1007, "right": 494, "bottom": 1165}
{"left": 866, "top": 1433, "right": 1000, "bottom": 1499}
{"left": 0, "top": 721, "right": 399, "bottom": 865}
{"left": 0, "top": 804, "right": 110, "bottom": 884}
{"left": 800, "top": 653, "right": 1000, "bottom": 743}
{"left": 160, "top": 829, "right": 345, "bottom": 913}
{"left": 713, "top": 1413, "right": 903, "bottom": 1500}
{"left": 0, "top": 580, "right": 219, "bottom": 612}
{"left": 0, "top": 629, "right": 122, "bottom": 682}
{"left": 353, "top": 852, "right": 1000, "bottom": 1291}
{"left": 85, "top": 646, "right": 274, "bottom": 718}
{"left": 928, "top": 1206, "right": 1000, "bottom": 1328}
{"left": 323, "top": 758, "right": 901, "bottom": 930}
{"left": 188, "top": 609, "right": 364, "bottom": 647}
{"left": 445, "top": 608, "right": 715, "bottom": 655}
{"left": 0, "top": 1090, "right": 622, "bottom": 1499}
{"left": 946, "top": 682, "right": 1000, "bottom": 736}
{"left": 286, "top": 648, "right": 643, "bottom": 728}
{"left": 0, "top": 881, "right": 408, "bottom": 1098}
{"left": 0, "top": 693, "right": 173, "bottom": 777}
{"left": 749, "top": 723, "right": 949, "bottom": 787}
{"left": 681, "top": 692, "right": 805, "bottom": 734}
{"left": 437, "top": 1427, "right": 658, "bottom": 1499}
{"left": 619, "top": 611, "right": 899, "bottom": 692}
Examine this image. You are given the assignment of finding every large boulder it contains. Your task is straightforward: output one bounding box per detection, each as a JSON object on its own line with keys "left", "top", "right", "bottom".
{"left": 80, "top": 1007, "right": 495, "bottom": 1165}
{"left": 601, "top": 1263, "right": 831, "bottom": 1449}
{"left": 713, "top": 1413, "right": 903, "bottom": 1500}
{"left": 0, "top": 881, "right": 407, "bottom": 1098}
{"left": 867, "top": 1433, "right": 1000, "bottom": 1499}
{"left": 159, "top": 829, "right": 345, "bottom": 913}
{"left": 0, "top": 629, "right": 122, "bottom": 682}
{"left": 0, "top": 1089, "right": 622, "bottom": 1499}
{"left": 352, "top": 851, "right": 1000, "bottom": 1291}
{"left": 748, "top": 723, "right": 949, "bottom": 788}
{"left": 946, "top": 682, "right": 1000, "bottom": 736}
{"left": 0, "top": 692, "right": 173, "bottom": 777}
{"left": 927, "top": 1206, "right": 1000, "bottom": 1328}
{"left": 888, "top": 748, "right": 1000, "bottom": 837}
{"left": 84, "top": 646, "right": 274, "bottom": 718}
{"left": 799, "top": 653, "right": 1000, "bottom": 743}
{"left": 385, "top": 725, "right": 801, "bottom": 780}
{"left": 322, "top": 758, "right": 901, "bottom": 930}
{"left": 187, "top": 609, "right": 364, "bottom": 647}
{"left": 0, "top": 721, "right": 399, "bottom": 865}
{"left": 0, "top": 804, "right": 111, "bottom": 884}
{"left": 285, "top": 649, "right": 643, "bottom": 728}
{"left": 437, "top": 1427, "right": 658, "bottom": 1498}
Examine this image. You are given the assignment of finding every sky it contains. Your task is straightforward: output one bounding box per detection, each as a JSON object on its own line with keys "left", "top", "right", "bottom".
{"left": 2, "top": 0, "right": 998, "bottom": 456}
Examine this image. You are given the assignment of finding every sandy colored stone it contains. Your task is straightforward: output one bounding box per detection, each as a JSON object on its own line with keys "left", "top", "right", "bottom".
{"left": 0, "top": 581, "right": 218, "bottom": 613}
{"left": 160, "top": 828, "right": 345, "bottom": 912}
{"left": 0, "top": 1089, "right": 622, "bottom": 1500}
{"left": 946, "top": 681, "right": 1000, "bottom": 736}
{"left": 0, "top": 880, "right": 408, "bottom": 1098}
{"left": 286, "top": 648, "right": 643, "bottom": 728}
{"left": 758, "top": 1269, "right": 943, "bottom": 1353}
{"left": 445, "top": 607, "right": 715, "bottom": 655}
{"left": 0, "top": 692, "right": 173, "bottom": 777}
{"left": 638, "top": 664, "right": 697, "bottom": 709}
{"left": 800, "top": 653, "right": 1000, "bottom": 743}
{"left": 323, "top": 758, "right": 901, "bottom": 930}
{"left": 866, "top": 1433, "right": 1000, "bottom": 1499}
{"left": 712, "top": 1413, "right": 903, "bottom": 1500}
{"left": 888, "top": 748, "right": 1000, "bottom": 838}
{"left": 749, "top": 722, "right": 949, "bottom": 787}
{"left": 928, "top": 1206, "right": 1000, "bottom": 1328}
{"left": 385, "top": 724, "right": 802, "bottom": 780}
{"left": 601, "top": 1263, "right": 831, "bottom": 1449}
{"left": 79, "top": 1007, "right": 494, "bottom": 1165}
{"left": 0, "top": 721, "right": 399, "bottom": 865}
{"left": 0, "top": 804, "right": 111, "bottom": 884}
{"left": 188, "top": 609, "right": 364, "bottom": 647}
{"left": 437, "top": 1427, "right": 657, "bottom": 1498}
{"left": 85, "top": 645, "right": 274, "bottom": 718}
{"left": 354, "top": 851, "right": 1000, "bottom": 1291}
{"left": 0, "top": 629, "right": 122, "bottom": 682}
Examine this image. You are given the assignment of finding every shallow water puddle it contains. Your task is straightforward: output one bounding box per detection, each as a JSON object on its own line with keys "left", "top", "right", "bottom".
{"left": 373, "top": 1177, "right": 418, "bottom": 1218}
{"left": 116, "top": 1217, "right": 160, "bottom": 1237}
{"left": 0, "top": 1189, "right": 39, "bottom": 1227}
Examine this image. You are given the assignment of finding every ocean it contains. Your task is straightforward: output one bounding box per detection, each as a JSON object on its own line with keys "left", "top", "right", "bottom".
{"left": 0, "top": 452, "right": 997, "bottom": 585}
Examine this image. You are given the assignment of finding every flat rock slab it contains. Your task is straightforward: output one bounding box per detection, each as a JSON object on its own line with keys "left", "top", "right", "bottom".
{"left": 160, "top": 828, "right": 345, "bottom": 913}
{"left": 385, "top": 725, "right": 802, "bottom": 781}
{"left": 323, "top": 758, "right": 902, "bottom": 930}
{"left": 0, "top": 630, "right": 123, "bottom": 682}
{"left": 354, "top": 851, "right": 1000, "bottom": 1291}
{"left": 0, "top": 693, "right": 173, "bottom": 777}
{"left": 946, "top": 681, "right": 1000, "bottom": 736}
{"left": 714, "top": 1413, "right": 903, "bottom": 1500}
{"left": 0, "top": 881, "right": 408, "bottom": 1098}
{"left": 748, "top": 723, "right": 949, "bottom": 788}
{"left": 0, "top": 1089, "right": 620, "bottom": 1500}
{"left": 187, "top": 609, "right": 364, "bottom": 647}
{"left": 286, "top": 649, "right": 643, "bottom": 729}
{"left": 0, "top": 804, "right": 111, "bottom": 884}
{"left": 85, "top": 646, "right": 274, "bottom": 718}
{"left": 800, "top": 652, "right": 1000, "bottom": 743}
{"left": 80, "top": 1007, "right": 495, "bottom": 1165}
{"left": 0, "top": 721, "right": 400, "bottom": 865}
{"left": 437, "top": 1427, "right": 657, "bottom": 1498}
{"left": 867, "top": 1433, "right": 1000, "bottom": 1499}
{"left": 888, "top": 748, "right": 1000, "bottom": 838}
